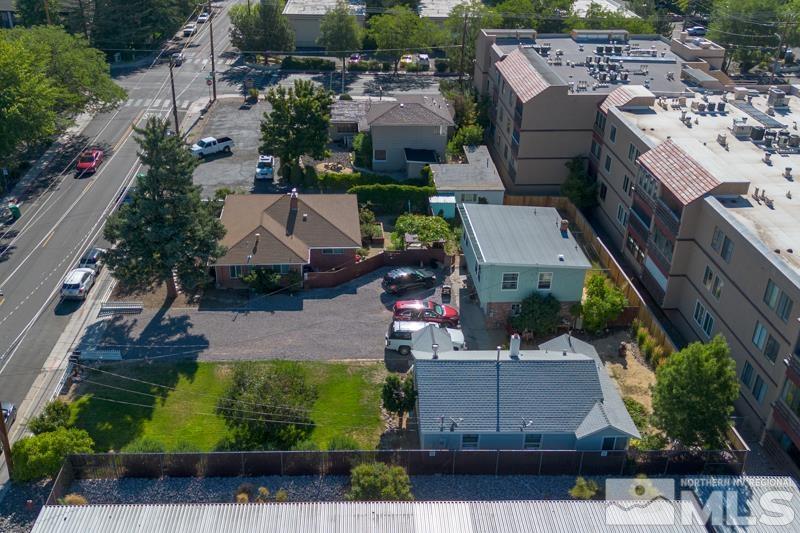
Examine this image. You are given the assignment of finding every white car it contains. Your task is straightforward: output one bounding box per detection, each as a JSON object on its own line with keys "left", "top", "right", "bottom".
{"left": 197, "top": 12, "right": 210, "bottom": 23}
{"left": 385, "top": 321, "right": 465, "bottom": 356}
{"left": 183, "top": 23, "right": 196, "bottom": 37}
{"left": 417, "top": 54, "right": 430, "bottom": 67}
{"left": 255, "top": 155, "right": 274, "bottom": 180}
{"left": 60, "top": 268, "right": 95, "bottom": 300}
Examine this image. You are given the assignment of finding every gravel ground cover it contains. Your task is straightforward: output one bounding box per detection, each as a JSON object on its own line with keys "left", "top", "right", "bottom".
{"left": 0, "top": 481, "right": 51, "bottom": 533}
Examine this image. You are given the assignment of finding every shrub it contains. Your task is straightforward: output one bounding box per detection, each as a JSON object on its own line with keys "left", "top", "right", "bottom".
{"left": 235, "top": 493, "right": 249, "bottom": 503}
{"left": 509, "top": 292, "right": 561, "bottom": 337}
{"left": 11, "top": 427, "right": 94, "bottom": 481}
{"left": 122, "top": 437, "right": 166, "bottom": 453}
{"left": 60, "top": 493, "right": 88, "bottom": 506}
{"left": 317, "top": 170, "right": 396, "bottom": 192}
{"left": 392, "top": 214, "right": 454, "bottom": 248}
{"left": 291, "top": 439, "right": 320, "bottom": 451}
{"left": 281, "top": 56, "right": 335, "bottom": 71}
{"left": 651, "top": 345, "right": 666, "bottom": 367}
{"left": 434, "top": 59, "right": 448, "bottom": 73}
{"left": 629, "top": 432, "right": 669, "bottom": 450}
{"left": 247, "top": 87, "right": 259, "bottom": 101}
{"left": 327, "top": 434, "right": 361, "bottom": 450}
{"left": 242, "top": 269, "right": 301, "bottom": 294}
{"left": 348, "top": 184, "right": 434, "bottom": 214}
{"left": 642, "top": 337, "right": 656, "bottom": 362}
{"left": 447, "top": 125, "right": 484, "bottom": 158}
{"left": 256, "top": 486, "right": 270, "bottom": 502}
{"left": 623, "top": 397, "right": 650, "bottom": 432}
{"left": 347, "top": 463, "right": 413, "bottom": 501}
{"left": 237, "top": 482, "right": 255, "bottom": 499}
{"left": 569, "top": 476, "right": 599, "bottom": 500}
{"left": 562, "top": 157, "right": 597, "bottom": 209}
{"left": 275, "top": 488, "right": 289, "bottom": 502}
{"left": 635, "top": 326, "right": 648, "bottom": 347}
{"left": 580, "top": 274, "right": 627, "bottom": 334}
{"left": 28, "top": 400, "right": 71, "bottom": 435}
{"left": 352, "top": 133, "right": 373, "bottom": 170}
{"left": 339, "top": 93, "right": 353, "bottom": 101}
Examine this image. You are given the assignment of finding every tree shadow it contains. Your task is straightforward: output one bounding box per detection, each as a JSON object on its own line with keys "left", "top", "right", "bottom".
{"left": 362, "top": 73, "right": 436, "bottom": 95}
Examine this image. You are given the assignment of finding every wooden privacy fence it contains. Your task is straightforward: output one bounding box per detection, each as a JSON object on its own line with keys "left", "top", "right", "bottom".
{"left": 304, "top": 249, "right": 450, "bottom": 289}
{"left": 504, "top": 195, "right": 678, "bottom": 353}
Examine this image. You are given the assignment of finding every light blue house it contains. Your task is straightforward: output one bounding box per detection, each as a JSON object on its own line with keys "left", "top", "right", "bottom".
{"left": 413, "top": 334, "right": 640, "bottom": 451}
{"left": 459, "top": 203, "right": 591, "bottom": 325}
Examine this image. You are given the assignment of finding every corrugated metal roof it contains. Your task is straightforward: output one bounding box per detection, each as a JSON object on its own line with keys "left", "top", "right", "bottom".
{"left": 495, "top": 48, "right": 552, "bottom": 103}
{"left": 32, "top": 500, "right": 706, "bottom": 533}
{"left": 600, "top": 85, "right": 655, "bottom": 113}
{"left": 459, "top": 204, "right": 592, "bottom": 268}
{"left": 637, "top": 139, "right": 720, "bottom": 206}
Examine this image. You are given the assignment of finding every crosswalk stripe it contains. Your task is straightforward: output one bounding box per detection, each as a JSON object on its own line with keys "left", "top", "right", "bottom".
{"left": 123, "top": 99, "right": 133, "bottom": 107}
{"left": 162, "top": 99, "right": 171, "bottom": 109}
{"left": 180, "top": 100, "right": 190, "bottom": 109}
{"left": 134, "top": 98, "right": 146, "bottom": 107}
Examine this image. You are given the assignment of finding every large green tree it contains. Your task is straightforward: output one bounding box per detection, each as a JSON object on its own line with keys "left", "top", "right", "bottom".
{"left": 91, "top": 0, "right": 192, "bottom": 50}
{"left": 561, "top": 157, "right": 597, "bottom": 209}
{"left": 368, "top": 6, "right": 443, "bottom": 72}
{"left": 260, "top": 79, "right": 333, "bottom": 180}
{"left": 444, "top": 0, "right": 502, "bottom": 80}
{"left": 651, "top": 335, "right": 739, "bottom": 449}
{"left": 103, "top": 117, "right": 226, "bottom": 298}
{"left": 229, "top": 0, "right": 294, "bottom": 58}
{"left": 318, "top": 0, "right": 362, "bottom": 90}
{"left": 566, "top": 3, "right": 655, "bottom": 34}
{"left": 11, "top": 428, "right": 94, "bottom": 482}
{"left": 15, "top": 0, "right": 62, "bottom": 26}
{"left": 580, "top": 273, "right": 627, "bottom": 334}
{"left": 381, "top": 373, "right": 417, "bottom": 428}
{"left": 493, "top": 0, "right": 571, "bottom": 33}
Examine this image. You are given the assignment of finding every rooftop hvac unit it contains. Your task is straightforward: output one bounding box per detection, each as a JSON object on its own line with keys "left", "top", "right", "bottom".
{"left": 778, "top": 135, "right": 790, "bottom": 149}
{"left": 734, "top": 87, "right": 749, "bottom": 100}
{"left": 717, "top": 101, "right": 726, "bottom": 113}
{"left": 621, "top": 71, "right": 629, "bottom": 81}
{"left": 717, "top": 133, "right": 727, "bottom": 147}
{"left": 768, "top": 87, "right": 788, "bottom": 107}
{"left": 707, "top": 102, "right": 716, "bottom": 113}
{"left": 789, "top": 134, "right": 800, "bottom": 147}
{"left": 596, "top": 45, "right": 604, "bottom": 55}
{"left": 730, "top": 118, "right": 752, "bottom": 138}
{"left": 750, "top": 126, "right": 765, "bottom": 141}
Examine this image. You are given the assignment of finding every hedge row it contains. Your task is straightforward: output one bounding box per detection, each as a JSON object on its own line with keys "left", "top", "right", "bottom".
{"left": 281, "top": 56, "right": 335, "bottom": 71}
{"left": 317, "top": 171, "right": 430, "bottom": 192}
{"left": 347, "top": 184, "right": 435, "bottom": 214}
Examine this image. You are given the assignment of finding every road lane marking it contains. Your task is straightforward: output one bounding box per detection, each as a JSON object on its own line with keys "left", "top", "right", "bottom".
{"left": 40, "top": 229, "right": 55, "bottom": 248}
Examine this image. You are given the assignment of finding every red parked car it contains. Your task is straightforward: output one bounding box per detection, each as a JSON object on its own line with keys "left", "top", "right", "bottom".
{"left": 393, "top": 300, "right": 460, "bottom": 327}
{"left": 76, "top": 149, "right": 104, "bottom": 175}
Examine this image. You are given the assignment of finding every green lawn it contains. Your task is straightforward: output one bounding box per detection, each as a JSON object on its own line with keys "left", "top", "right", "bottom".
{"left": 70, "top": 361, "right": 385, "bottom": 452}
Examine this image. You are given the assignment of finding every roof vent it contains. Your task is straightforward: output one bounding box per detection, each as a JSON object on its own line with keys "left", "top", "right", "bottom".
{"left": 558, "top": 254, "right": 565, "bottom": 262}
{"left": 302, "top": 213, "right": 308, "bottom": 221}
{"left": 785, "top": 167, "right": 793, "bottom": 180}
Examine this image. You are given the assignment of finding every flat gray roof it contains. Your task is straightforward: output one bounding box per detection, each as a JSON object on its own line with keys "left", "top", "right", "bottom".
{"left": 460, "top": 204, "right": 592, "bottom": 268}
{"left": 430, "top": 145, "right": 505, "bottom": 191}
{"left": 283, "top": 0, "right": 365, "bottom": 17}
{"left": 418, "top": 0, "right": 463, "bottom": 19}
{"left": 32, "top": 500, "right": 703, "bottom": 532}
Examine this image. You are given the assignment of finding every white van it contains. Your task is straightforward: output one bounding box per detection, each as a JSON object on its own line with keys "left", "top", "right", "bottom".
{"left": 385, "top": 321, "right": 465, "bottom": 356}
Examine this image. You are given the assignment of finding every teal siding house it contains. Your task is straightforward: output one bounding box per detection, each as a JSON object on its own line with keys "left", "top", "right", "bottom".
{"left": 413, "top": 334, "right": 640, "bottom": 451}
{"left": 459, "top": 204, "right": 591, "bottom": 325}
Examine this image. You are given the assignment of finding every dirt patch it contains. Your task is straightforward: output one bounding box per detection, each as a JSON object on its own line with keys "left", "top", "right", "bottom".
{"left": 110, "top": 282, "right": 249, "bottom": 310}
{"left": 595, "top": 331, "right": 656, "bottom": 412}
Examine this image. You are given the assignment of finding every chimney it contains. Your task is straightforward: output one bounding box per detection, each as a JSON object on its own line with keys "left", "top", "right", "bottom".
{"left": 432, "top": 343, "right": 439, "bottom": 359}
{"left": 289, "top": 188, "right": 298, "bottom": 211}
{"left": 509, "top": 334, "right": 521, "bottom": 358}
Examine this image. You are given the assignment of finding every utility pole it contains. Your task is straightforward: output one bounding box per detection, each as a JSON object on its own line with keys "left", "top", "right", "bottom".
{"left": 209, "top": 3, "right": 217, "bottom": 102}
{"left": 169, "top": 58, "right": 180, "bottom": 136}
{"left": 458, "top": 9, "right": 469, "bottom": 89}
{"left": 772, "top": 32, "right": 782, "bottom": 85}
{"left": 0, "top": 412, "right": 13, "bottom": 478}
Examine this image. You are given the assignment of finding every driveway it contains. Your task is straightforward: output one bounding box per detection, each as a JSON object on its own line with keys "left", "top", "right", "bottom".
{"left": 94, "top": 267, "right": 450, "bottom": 361}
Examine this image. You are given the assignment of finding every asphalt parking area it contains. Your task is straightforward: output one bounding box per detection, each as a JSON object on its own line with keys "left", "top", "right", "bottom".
{"left": 96, "top": 267, "right": 450, "bottom": 362}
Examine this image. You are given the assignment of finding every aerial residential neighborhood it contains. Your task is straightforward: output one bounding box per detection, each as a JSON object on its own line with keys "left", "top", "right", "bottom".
{"left": 3, "top": 0, "right": 800, "bottom": 531}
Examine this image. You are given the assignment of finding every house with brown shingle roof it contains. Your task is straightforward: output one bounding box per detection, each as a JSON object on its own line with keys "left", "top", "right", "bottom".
{"left": 213, "top": 191, "right": 361, "bottom": 289}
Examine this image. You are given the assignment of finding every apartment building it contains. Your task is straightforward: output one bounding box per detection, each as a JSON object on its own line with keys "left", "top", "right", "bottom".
{"left": 283, "top": 0, "right": 366, "bottom": 48}
{"left": 474, "top": 28, "right": 726, "bottom": 194}
{"left": 593, "top": 86, "right": 800, "bottom": 470}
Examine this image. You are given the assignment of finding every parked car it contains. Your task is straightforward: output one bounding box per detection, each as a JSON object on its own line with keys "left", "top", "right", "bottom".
{"left": 78, "top": 246, "right": 107, "bottom": 274}
{"left": 190, "top": 136, "right": 234, "bottom": 158}
{"left": 382, "top": 268, "right": 436, "bottom": 294}
{"left": 393, "top": 300, "right": 459, "bottom": 327}
{"left": 385, "top": 321, "right": 465, "bottom": 356}
{"left": 687, "top": 26, "right": 707, "bottom": 36}
{"left": 348, "top": 53, "right": 361, "bottom": 64}
{"left": 183, "top": 23, "right": 196, "bottom": 37}
{"left": 417, "top": 54, "right": 430, "bottom": 68}
{"left": 254, "top": 155, "right": 274, "bottom": 180}
{"left": 60, "top": 268, "right": 95, "bottom": 300}
{"left": 197, "top": 12, "right": 210, "bottom": 23}
{"left": 1, "top": 402, "right": 16, "bottom": 431}
{"left": 172, "top": 52, "right": 184, "bottom": 66}
{"left": 76, "top": 149, "right": 104, "bottom": 175}
{"left": 400, "top": 54, "right": 414, "bottom": 66}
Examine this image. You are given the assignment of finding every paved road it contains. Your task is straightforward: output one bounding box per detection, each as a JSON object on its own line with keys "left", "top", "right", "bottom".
{"left": 0, "top": 1, "right": 242, "bottom": 450}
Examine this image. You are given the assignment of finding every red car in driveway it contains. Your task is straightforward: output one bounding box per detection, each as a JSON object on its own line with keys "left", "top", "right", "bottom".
{"left": 393, "top": 300, "right": 460, "bottom": 327}
{"left": 76, "top": 149, "right": 104, "bottom": 175}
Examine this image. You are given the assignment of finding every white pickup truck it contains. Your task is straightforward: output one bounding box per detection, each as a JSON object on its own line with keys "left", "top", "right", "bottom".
{"left": 190, "top": 136, "right": 234, "bottom": 158}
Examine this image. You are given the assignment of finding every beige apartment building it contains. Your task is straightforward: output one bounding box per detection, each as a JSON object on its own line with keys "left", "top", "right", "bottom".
{"left": 593, "top": 86, "right": 800, "bottom": 471}
{"left": 474, "top": 28, "right": 726, "bottom": 194}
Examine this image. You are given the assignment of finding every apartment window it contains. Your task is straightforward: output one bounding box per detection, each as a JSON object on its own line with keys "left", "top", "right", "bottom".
{"left": 622, "top": 175, "right": 630, "bottom": 194}
{"left": 461, "top": 193, "right": 478, "bottom": 203}
{"left": 601, "top": 437, "right": 617, "bottom": 451}
{"left": 752, "top": 375, "right": 767, "bottom": 404}
{"left": 752, "top": 322, "right": 767, "bottom": 350}
{"left": 594, "top": 110, "right": 606, "bottom": 131}
{"left": 764, "top": 279, "right": 780, "bottom": 309}
{"left": 626, "top": 234, "right": 645, "bottom": 263}
{"left": 693, "top": 300, "right": 714, "bottom": 338}
{"left": 511, "top": 303, "right": 522, "bottom": 317}
{"left": 462, "top": 434, "right": 479, "bottom": 449}
{"left": 740, "top": 361, "right": 754, "bottom": 387}
{"left": 501, "top": 272, "right": 519, "bottom": 291}
{"left": 711, "top": 226, "right": 723, "bottom": 251}
{"left": 374, "top": 149, "right": 386, "bottom": 161}
{"left": 229, "top": 265, "right": 243, "bottom": 279}
{"left": 628, "top": 143, "right": 639, "bottom": 161}
{"left": 764, "top": 335, "right": 780, "bottom": 362}
{"left": 590, "top": 140, "right": 600, "bottom": 159}
{"left": 616, "top": 204, "right": 628, "bottom": 227}
{"left": 711, "top": 276, "right": 723, "bottom": 300}
{"left": 609, "top": 125, "right": 617, "bottom": 143}
{"left": 703, "top": 266, "right": 714, "bottom": 290}
{"left": 721, "top": 236, "right": 734, "bottom": 263}
{"left": 777, "top": 293, "right": 794, "bottom": 322}
{"left": 538, "top": 272, "right": 553, "bottom": 290}
{"left": 321, "top": 248, "right": 345, "bottom": 255}
{"left": 524, "top": 433, "right": 542, "bottom": 449}
{"left": 599, "top": 182, "right": 608, "bottom": 201}
{"left": 604, "top": 155, "right": 612, "bottom": 172}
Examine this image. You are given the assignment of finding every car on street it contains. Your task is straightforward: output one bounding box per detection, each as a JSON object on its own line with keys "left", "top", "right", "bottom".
{"left": 400, "top": 54, "right": 414, "bottom": 66}
{"left": 78, "top": 246, "right": 107, "bottom": 274}
{"left": 385, "top": 320, "right": 465, "bottom": 356}
{"left": 382, "top": 268, "right": 436, "bottom": 294}
{"left": 1, "top": 402, "right": 15, "bottom": 431}
{"left": 60, "top": 268, "right": 95, "bottom": 300}
{"left": 183, "top": 23, "right": 196, "bottom": 37}
{"left": 172, "top": 52, "right": 184, "bottom": 66}
{"left": 417, "top": 54, "right": 430, "bottom": 68}
{"left": 348, "top": 53, "right": 361, "bottom": 64}
{"left": 687, "top": 26, "right": 707, "bottom": 36}
{"left": 75, "top": 149, "right": 104, "bottom": 175}
{"left": 393, "top": 300, "right": 459, "bottom": 327}
{"left": 197, "top": 12, "right": 210, "bottom": 23}
{"left": 191, "top": 136, "right": 234, "bottom": 158}
{"left": 254, "top": 155, "right": 274, "bottom": 180}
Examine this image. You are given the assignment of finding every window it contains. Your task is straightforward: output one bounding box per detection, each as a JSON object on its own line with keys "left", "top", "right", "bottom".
{"left": 601, "top": 437, "right": 616, "bottom": 451}
{"left": 609, "top": 125, "right": 617, "bottom": 143}
{"left": 229, "top": 265, "right": 243, "bottom": 279}
{"left": 741, "top": 361, "right": 754, "bottom": 387}
{"left": 590, "top": 140, "right": 601, "bottom": 159}
{"left": 752, "top": 322, "right": 767, "bottom": 350}
{"left": 711, "top": 276, "right": 723, "bottom": 299}
{"left": 628, "top": 143, "right": 639, "bottom": 161}
{"left": 622, "top": 175, "right": 630, "bottom": 194}
{"left": 637, "top": 171, "right": 658, "bottom": 199}
{"left": 616, "top": 204, "right": 628, "bottom": 227}
{"left": 461, "top": 193, "right": 478, "bottom": 203}
{"left": 764, "top": 335, "right": 780, "bottom": 362}
{"left": 626, "top": 234, "right": 645, "bottom": 263}
{"left": 711, "top": 226, "right": 723, "bottom": 251}
{"left": 604, "top": 155, "right": 612, "bottom": 172}
{"left": 374, "top": 149, "right": 386, "bottom": 161}
{"left": 693, "top": 300, "right": 714, "bottom": 338}
{"left": 752, "top": 375, "right": 767, "bottom": 404}
{"left": 511, "top": 303, "right": 522, "bottom": 316}
{"left": 538, "top": 272, "right": 553, "bottom": 290}
{"left": 501, "top": 272, "right": 519, "bottom": 291}
{"left": 476, "top": 263, "right": 481, "bottom": 282}
{"left": 599, "top": 182, "right": 607, "bottom": 201}
{"left": 764, "top": 280, "right": 780, "bottom": 309}
{"left": 524, "top": 433, "right": 542, "bottom": 449}
{"left": 336, "top": 123, "right": 358, "bottom": 134}
{"left": 777, "top": 293, "right": 794, "bottom": 322}
{"left": 703, "top": 266, "right": 714, "bottom": 290}
{"left": 321, "top": 248, "right": 345, "bottom": 255}
{"left": 721, "top": 236, "right": 734, "bottom": 263}
{"left": 462, "top": 434, "right": 479, "bottom": 449}
{"left": 594, "top": 110, "right": 606, "bottom": 131}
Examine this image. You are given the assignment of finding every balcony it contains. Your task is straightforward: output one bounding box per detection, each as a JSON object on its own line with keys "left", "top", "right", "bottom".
{"left": 628, "top": 209, "right": 650, "bottom": 243}
{"left": 634, "top": 187, "right": 655, "bottom": 209}
{"left": 773, "top": 400, "right": 800, "bottom": 448}
{"left": 646, "top": 240, "right": 673, "bottom": 272}
{"left": 655, "top": 200, "right": 681, "bottom": 236}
